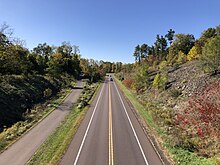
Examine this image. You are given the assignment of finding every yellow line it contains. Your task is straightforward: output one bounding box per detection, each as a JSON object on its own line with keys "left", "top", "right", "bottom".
{"left": 109, "top": 82, "right": 114, "bottom": 165}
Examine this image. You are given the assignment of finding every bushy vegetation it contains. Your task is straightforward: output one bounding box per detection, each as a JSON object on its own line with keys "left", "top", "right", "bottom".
{"left": 116, "top": 78, "right": 217, "bottom": 165}
{"left": 123, "top": 78, "right": 134, "bottom": 89}
{"left": 152, "top": 72, "right": 168, "bottom": 90}
{"left": 77, "top": 84, "right": 97, "bottom": 109}
{"left": 116, "top": 25, "right": 220, "bottom": 164}
{"left": 174, "top": 83, "right": 220, "bottom": 157}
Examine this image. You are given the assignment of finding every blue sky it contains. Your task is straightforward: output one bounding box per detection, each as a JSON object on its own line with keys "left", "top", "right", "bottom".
{"left": 1, "top": 0, "right": 220, "bottom": 63}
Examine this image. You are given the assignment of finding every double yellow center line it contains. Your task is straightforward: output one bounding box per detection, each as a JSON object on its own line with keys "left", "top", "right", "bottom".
{"left": 108, "top": 82, "right": 114, "bottom": 165}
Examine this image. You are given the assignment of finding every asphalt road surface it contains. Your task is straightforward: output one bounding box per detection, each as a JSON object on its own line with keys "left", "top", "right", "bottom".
{"left": 0, "top": 82, "right": 82, "bottom": 165}
{"left": 60, "top": 79, "right": 163, "bottom": 165}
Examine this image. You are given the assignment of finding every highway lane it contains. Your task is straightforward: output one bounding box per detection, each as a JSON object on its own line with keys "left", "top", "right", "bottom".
{"left": 111, "top": 81, "right": 163, "bottom": 165}
{"left": 60, "top": 79, "right": 163, "bottom": 165}
{"left": 60, "top": 80, "right": 109, "bottom": 165}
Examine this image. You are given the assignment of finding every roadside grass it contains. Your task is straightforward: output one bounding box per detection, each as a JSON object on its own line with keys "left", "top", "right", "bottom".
{"left": 27, "top": 83, "right": 100, "bottom": 165}
{"left": 27, "top": 106, "right": 85, "bottom": 165}
{"left": 114, "top": 77, "right": 216, "bottom": 165}
{"left": 0, "top": 88, "right": 72, "bottom": 153}
{"left": 114, "top": 78, "right": 159, "bottom": 131}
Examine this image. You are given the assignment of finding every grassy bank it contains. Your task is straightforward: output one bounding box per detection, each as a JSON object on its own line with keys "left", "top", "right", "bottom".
{"left": 0, "top": 88, "right": 72, "bottom": 153}
{"left": 0, "top": 74, "right": 75, "bottom": 130}
{"left": 114, "top": 77, "right": 217, "bottom": 165}
{"left": 27, "top": 83, "right": 100, "bottom": 165}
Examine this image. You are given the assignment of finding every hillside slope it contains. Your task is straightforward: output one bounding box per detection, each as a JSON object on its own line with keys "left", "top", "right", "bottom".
{"left": 118, "top": 60, "right": 220, "bottom": 164}
{"left": 0, "top": 75, "right": 71, "bottom": 131}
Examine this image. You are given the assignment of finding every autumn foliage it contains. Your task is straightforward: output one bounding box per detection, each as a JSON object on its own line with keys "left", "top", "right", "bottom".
{"left": 122, "top": 78, "right": 134, "bottom": 89}
{"left": 174, "top": 83, "right": 220, "bottom": 157}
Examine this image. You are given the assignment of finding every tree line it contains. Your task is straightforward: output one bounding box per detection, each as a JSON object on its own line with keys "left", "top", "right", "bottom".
{"left": 118, "top": 25, "right": 220, "bottom": 94}
{"left": 133, "top": 25, "right": 220, "bottom": 74}
{"left": 0, "top": 24, "right": 124, "bottom": 82}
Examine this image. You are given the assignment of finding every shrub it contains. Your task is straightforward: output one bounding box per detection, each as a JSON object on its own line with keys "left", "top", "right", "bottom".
{"left": 153, "top": 73, "right": 160, "bottom": 88}
{"left": 153, "top": 106, "right": 173, "bottom": 127}
{"left": 170, "top": 89, "right": 182, "bottom": 98}
{"left": 160, "top": 73, "right": 168, "bottom": 90}
{"left": 153, "top": 73, "right": 168, "bottom": 90}
{"left": 122, "top": 78, "right": 134, "bottom": 89}
{"left": 176, "top": 51, "right": 187, "bottom": 64}
{"left": 158, "top": 60, "right": 167, "bottom": 70}
{"left": 43, "top": 88, "right": 52, "bottom": 98}
{"left": 77, "top": 83, "right": 98, "bottom": 109}
{"left": 174, "top": 83, "right": 220, "bottom": 157}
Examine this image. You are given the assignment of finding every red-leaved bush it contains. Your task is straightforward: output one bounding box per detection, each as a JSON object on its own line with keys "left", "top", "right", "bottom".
{"left": 122, "top": 78, "right": 134, "bottom": 89}
{"left": 174, "top": 83, "right": 220, "bottom": 157}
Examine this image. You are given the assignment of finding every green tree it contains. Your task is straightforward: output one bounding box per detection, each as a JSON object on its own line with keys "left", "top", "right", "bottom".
{"left": 46, "top": 53, "right": 63, "bottom": 76}
{"left": 134, "top": 65, "right": 150, "bottom": 93}
{"left": 160, "top": 36, "right": 168, "bottom": 60}
{"left": 154, "top": 35, "right": 167, "bottom": 61}
{"left": 32, "top": 43, "right": 53, "bottom": 57}
{"left": 51, "top": 42, "right": 81, "bottom": 77}
{"left": 115, "top": 62, "right": 122, "bottom": 73}
{"left": 133, "top": 45, "right": 141, "bottom": 64}
{"left": 148, "top": 46, "right": 155, "bottom": 56}
{"left": 31, "top": 43, "right": 53, "bottom": 74}
{"left": 200, "top": 35, "right": 220, "bottom": 75}
{"left": 201, "top": 28, "right": 216, "bottom": 39}
{"left": 154, "top": 35, "right": 161, "bottom": 57}
{"left": 121, "top": 63, "right": 134, "bottom": 73}
{"left": 0, "top": 43, "right": 29, "bottom": 75}
{"left": 88, "top": 59, "right": 101, "bottom": 82}
{"left": 140, "top": 43, "right": 149, "bottom": 59}
{"left": 172, "top": 34, "right": 195, "bottom": 55}
{"left": 165, "top": 29, "right": 175, "bottom": 45}
{"left": 194, "top": 27, "right": 218, "bottom": 56}
{"left": 167, "top": 34, "right": 195, "bottom": 64}
{"left": 80, "top": 58, "right": 90, "bottom": 78}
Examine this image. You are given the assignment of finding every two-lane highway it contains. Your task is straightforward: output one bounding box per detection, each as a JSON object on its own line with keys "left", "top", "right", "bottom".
{"left": 60, "top": 79, "right": 163, "bottom": 165}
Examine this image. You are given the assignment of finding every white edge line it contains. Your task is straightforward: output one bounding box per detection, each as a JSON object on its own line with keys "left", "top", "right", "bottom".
{"left": 73, "top": 83, "right": 105, "bottom": 165}
{"left": 113, "top": 82, "right": 149, "bottom": 165}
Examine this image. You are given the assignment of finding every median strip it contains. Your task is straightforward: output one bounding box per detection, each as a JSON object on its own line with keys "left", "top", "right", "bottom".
{"left": 27, "top": 83, "right": 100, "bottom": 165}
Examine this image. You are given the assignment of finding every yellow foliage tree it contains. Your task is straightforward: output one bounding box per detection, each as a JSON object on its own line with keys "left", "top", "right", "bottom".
{"left": 52, "top": 53, "right": 62, "bottom": 60}
{"left": 153, "top": 73, "right": 160, "bottom": 88}
{"left": 176, "top": 51, "right": 187, "bottom": 64}
{"left": 187, "top": 46, "right": 199, "bottom": 61}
